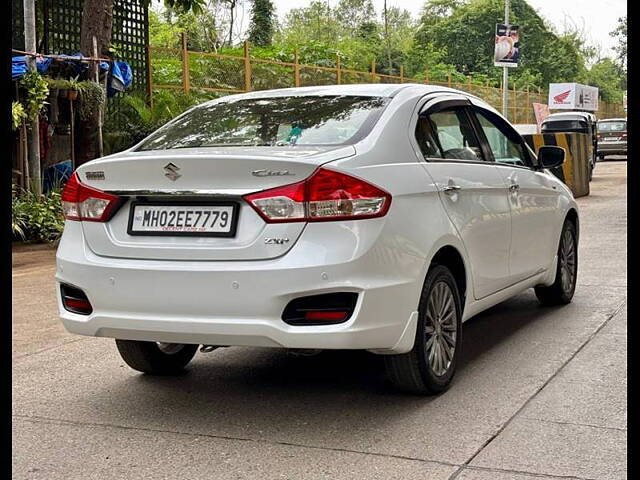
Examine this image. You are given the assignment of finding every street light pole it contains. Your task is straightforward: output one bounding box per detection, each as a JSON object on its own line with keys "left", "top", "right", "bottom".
{"left": 502, "top": 0, "right": 510, "bottom": 119}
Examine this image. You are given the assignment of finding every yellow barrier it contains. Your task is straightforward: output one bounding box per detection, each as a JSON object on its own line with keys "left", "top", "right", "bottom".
{"left": 523, "top": 133, "right": 591, "bottom": 198}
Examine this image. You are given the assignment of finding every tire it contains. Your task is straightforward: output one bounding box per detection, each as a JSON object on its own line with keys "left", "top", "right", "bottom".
{"left": 115, "top": 340, "right": 198, "bottom": 375}
{"left": 535, "top": 219, "right": 578, "bottom": 306}
{"left": 385, "top": 265, "right": 462, "bottom": 395}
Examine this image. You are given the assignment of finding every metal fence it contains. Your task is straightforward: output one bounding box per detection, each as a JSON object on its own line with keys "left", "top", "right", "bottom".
{"left": 149, "top": 38, "right": 625, "bottom": 124}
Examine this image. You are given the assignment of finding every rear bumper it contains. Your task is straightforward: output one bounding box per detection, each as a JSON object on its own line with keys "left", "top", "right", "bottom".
{"left": 56, "top": 221, "right": 424, "bottom": 353}
{"left": 597, "top": 142, "right": 627, "bottom": 155}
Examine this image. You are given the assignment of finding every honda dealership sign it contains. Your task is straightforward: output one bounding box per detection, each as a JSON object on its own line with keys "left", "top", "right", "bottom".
{"left": 548, "top": 83, "right": 599, "bottom": 111}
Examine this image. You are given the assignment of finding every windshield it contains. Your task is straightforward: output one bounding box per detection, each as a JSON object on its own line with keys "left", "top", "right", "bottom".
{"left": 136, "top": 95, "right": 390, "bottom": 151}
{"left": 598, "top": 122, "right": 626, "bottom": 132}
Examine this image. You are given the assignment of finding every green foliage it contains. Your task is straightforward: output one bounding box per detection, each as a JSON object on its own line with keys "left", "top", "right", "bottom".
{"left": 12, "top": 101, "right": 26, "bottom": 130}
{"left": 67, "top": 76, "right": 81, "bottom": 91}
{"left": 610, "top": 16, "right": 627, "bottom": 70}
{"left": 146, "top": 0, "right": 625, "bottom": 114}
{"left": 76, "top": 81, "right": 106, "bottom": 121}
{"left": 414, "top": 0, "right": 582, "bottom": 84}
{"left": 46, "top": 78, "right": 73, "bottom": 90}
{"left": 248, "top": 0, "right": 275, "bottom": 46}
{"left": 580, "top": 58, "right": 626, "bottom": 102}
{"left": 162, "top": 0, "right": 206, "bottom": 15}
{"left": 103, "top": 90, "right": 210, "bottom": 154}
{"left": 12, "top": 188, "right": 65, "bottom": 243}
{"left": 19, "top": 71, "right": 49, "bottom": 122}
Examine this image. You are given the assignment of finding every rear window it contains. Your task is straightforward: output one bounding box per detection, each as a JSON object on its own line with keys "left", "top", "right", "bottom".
{"left": 542, "top": 120, "right": 587, "bottom": 131}
{"left": 598, "top": 122, "right": 626, "bottom": 132}
{"left": 136, "top": 95, "right": 390, "bottom": 151}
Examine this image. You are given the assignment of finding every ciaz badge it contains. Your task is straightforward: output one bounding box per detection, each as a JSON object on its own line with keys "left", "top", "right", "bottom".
{"left": 264, "top": 237, "right": 290, "bottom": 245}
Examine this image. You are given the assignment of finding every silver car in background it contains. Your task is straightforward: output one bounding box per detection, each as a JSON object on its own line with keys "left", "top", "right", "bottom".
{"left": 597, "top": 118, "right": 627, "bottom": 159}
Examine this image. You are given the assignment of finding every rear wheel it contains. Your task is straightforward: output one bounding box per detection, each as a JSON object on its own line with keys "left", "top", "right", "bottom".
{"left": 115, "top": 340, "right": 198, "bottom": 375}
{"left": 535, "top": 219, "right": 578, "bottom": 306}
{"left": 385, "top": 265, "right": 462, "bottom": 395}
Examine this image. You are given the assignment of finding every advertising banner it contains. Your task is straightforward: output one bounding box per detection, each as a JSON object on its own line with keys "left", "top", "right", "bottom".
{"left": 549, "top": 83, "right": 599, "bottom": 111}
{"left": 494, "top": 24, "right": 520, "bottom": 67}
{"left": 532, "top": 103, "right": 550, "bottom": 132}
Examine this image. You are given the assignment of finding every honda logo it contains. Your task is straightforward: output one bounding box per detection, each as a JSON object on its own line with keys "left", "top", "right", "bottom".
{"left": 164, "top": 162, "right": 181, "bottom": 181}
{"left": 553, "top": 90, "right": 571, "bottom": 104}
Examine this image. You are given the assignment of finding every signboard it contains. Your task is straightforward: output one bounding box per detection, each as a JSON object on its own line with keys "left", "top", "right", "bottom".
{"left": 532, "top": 103, "right": 550, "bottom": 133}
{"left": 548, "top": 83, "right": 599, "bottom": 111}
{"left": 494, "top": 24, "right": 520, "bottom": 67}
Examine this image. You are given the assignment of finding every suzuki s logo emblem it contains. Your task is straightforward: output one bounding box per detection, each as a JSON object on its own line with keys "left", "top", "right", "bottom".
{"left": 164, "top": 162, "right": 181, "bottom": 181}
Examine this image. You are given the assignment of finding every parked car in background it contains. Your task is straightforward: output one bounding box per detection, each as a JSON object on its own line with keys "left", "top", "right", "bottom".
{"left": 597, "top": 118, "right": 627, "bottom": 159}
{"left": 56, "top": 84, "right": 579, "bottom": 395}
{"left": 541, "top": 111, "right": 598, "bottom": 181}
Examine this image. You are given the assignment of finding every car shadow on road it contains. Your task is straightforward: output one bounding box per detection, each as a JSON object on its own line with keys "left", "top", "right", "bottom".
{"left": 90, "top": 290, "right": 562, "bottom": 441}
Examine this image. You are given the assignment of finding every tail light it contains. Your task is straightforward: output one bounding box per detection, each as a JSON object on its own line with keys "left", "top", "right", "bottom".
{"left": 621, "top": 133, "right": 627, "bottom": 138}
{"left": 244, "top": 168, "right": 391, "bottom": 223}
{"left": 61, "top": 173, "right": 122, "bottom": 222}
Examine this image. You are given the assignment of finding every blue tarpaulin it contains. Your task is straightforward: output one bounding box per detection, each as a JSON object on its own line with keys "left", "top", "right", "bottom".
{"left": 12, "top": 54, "right": 133, "bottom": 96}
{"left": 43, "top": 160, "right": 72, "bottom": 193}
{"left": 12, "top": 53, "right": 109, "bottom": 80}
{"left": 107, "top": 61, "right": 133, "bottom": 97}
{"left": 12, "top": 56, "right": 52, "bottom": 79}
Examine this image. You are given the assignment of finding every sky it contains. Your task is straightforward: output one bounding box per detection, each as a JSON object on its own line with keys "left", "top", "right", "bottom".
{"left": 270, "top": 0, "right": 627, "bottom": 57}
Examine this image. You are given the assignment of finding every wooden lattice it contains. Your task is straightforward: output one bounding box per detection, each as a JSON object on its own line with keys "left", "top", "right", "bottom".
{"left": 42, "top": 0, "right": 149, "bottom": 124}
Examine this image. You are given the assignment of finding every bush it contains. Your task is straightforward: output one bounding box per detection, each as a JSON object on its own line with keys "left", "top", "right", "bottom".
{"left": 12, "top": 187, "right": 65, "bottom": 243}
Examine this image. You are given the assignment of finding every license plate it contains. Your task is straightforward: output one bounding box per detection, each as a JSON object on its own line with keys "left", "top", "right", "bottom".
{"left": 602, "top": 137, "right": 619, "bottom": 142}
{"left": 127, "top": 201, "right": 239, "bottom": 237}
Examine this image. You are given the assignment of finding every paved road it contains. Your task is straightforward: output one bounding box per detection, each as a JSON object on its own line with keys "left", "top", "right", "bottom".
{"left": 12, "top": 161, "right": 627, "bottom": 480}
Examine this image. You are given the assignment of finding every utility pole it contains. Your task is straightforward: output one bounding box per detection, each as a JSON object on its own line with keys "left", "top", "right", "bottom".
{"left": 23, "top": 0, "right": 42, "bottom": 195}
{"left": 502, "top": 0, "right": 510, "bottom": 119}
{"left": 384, "top": 0, "right": 392, "bottom": 75}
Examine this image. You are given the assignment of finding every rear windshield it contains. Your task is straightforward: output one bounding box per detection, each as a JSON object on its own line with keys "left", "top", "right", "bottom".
{"left": 598, "top": 122, "right": 626, "bottom": 132}
{"left": 541, "top": 120, "right": 588, "bottom": 131}
{"left": 136, "top": 95, "right": 390, "bottom": 151}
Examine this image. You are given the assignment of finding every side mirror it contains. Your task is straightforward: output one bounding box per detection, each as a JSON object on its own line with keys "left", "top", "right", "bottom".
{"left": 538, "top": 146, "right": 565, "bottom": 169}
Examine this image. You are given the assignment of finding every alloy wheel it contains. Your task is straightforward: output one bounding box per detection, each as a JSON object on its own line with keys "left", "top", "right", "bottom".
{"left": 559, "top": 229, "right": 577, "bottom": 294}
{"left": 424, "top": 281, "right": 457, "bottom": 377}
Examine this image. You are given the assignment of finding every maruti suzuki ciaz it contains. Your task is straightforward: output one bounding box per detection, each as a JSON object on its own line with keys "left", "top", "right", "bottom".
{"left": 56, "top": 84, "right": 579, "bottom": 394}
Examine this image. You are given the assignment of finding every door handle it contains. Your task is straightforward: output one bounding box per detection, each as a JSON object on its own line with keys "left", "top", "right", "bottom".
{"left": 509, "top": 183, "right": 520, "bottom": 192}
{"left": 443, "top": 185, "right": 461, "bottom": 194}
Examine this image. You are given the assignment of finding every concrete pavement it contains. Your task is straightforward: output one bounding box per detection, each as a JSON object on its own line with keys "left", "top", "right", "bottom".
{"left": 12, "top": 161, "right": 627, "bottom": 479}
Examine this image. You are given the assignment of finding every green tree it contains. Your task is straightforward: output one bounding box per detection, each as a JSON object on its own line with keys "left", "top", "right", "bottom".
{"left": 248, "top": 0, "right": 276, "bottom": 46}
{"left": 610, "top": 16, "right": 627, "bottom": 70}
{"left": 335, "top": 0, "right": 376, "bottom": 32}
{"left": 580, "top": 58, "right": 625, "bottom": 102}
{"left": 413, "top": 0, "right": 585, "bottom": 86}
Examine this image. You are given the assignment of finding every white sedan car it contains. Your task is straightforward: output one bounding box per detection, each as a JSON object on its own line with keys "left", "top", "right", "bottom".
{"left": 56, "top": 84, "right": 578, "bottom": 394}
